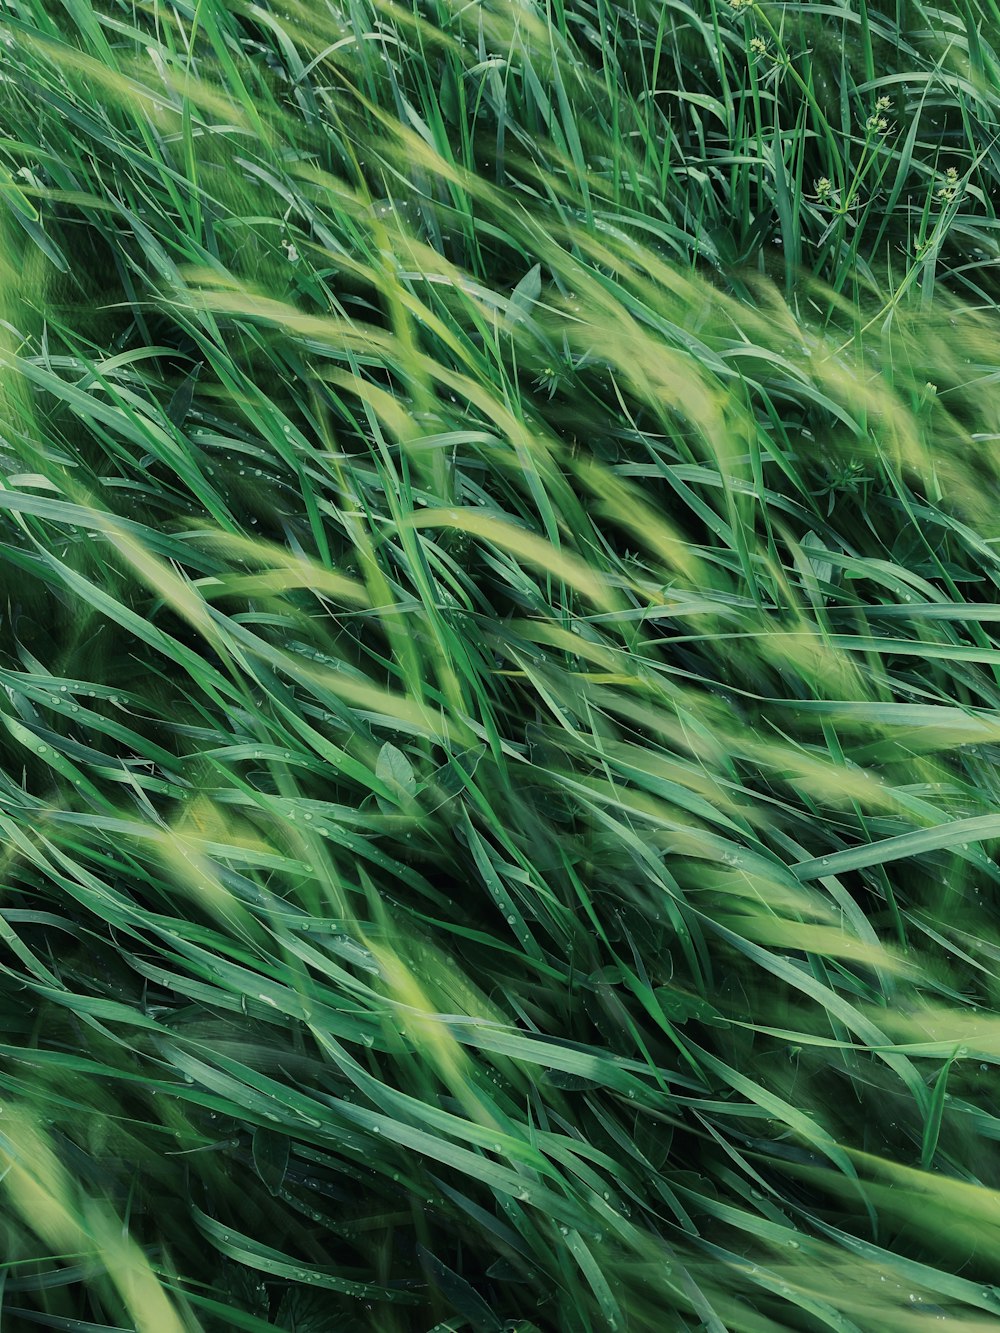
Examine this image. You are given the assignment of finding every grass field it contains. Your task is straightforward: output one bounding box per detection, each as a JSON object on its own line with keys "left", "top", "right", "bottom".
{"left": 1, "top": 0, "right": 1000, "bottom": 1328}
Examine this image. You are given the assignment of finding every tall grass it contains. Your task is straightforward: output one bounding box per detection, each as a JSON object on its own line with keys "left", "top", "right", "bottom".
{"left": 0, "top": 0, "right": 999, "bottom": 1328}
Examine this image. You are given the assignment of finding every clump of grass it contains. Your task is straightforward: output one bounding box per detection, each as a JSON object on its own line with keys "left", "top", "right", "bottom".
{"left": 0, "top": 0, "right": 999, "bottom": 1330}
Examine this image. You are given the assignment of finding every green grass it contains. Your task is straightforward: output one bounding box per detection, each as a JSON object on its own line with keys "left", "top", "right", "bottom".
{"left": 0, "top": 0, "right": 1000, "bottom": 1328}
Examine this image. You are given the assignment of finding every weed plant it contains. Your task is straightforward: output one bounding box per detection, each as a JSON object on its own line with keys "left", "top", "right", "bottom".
{"left": 0, "top": 0, "right": 999, "bottom": 1329}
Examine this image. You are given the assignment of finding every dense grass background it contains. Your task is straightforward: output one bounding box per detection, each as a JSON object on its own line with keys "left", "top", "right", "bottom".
{"left": 2, "top": 0, "right": 1000, "bottom": 1328}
